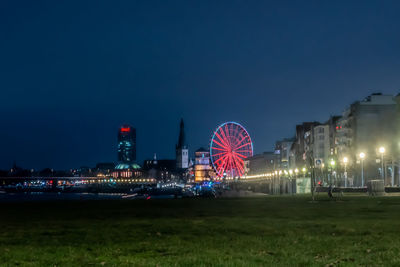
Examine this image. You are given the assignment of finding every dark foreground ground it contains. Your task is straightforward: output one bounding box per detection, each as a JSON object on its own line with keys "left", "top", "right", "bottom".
{"left": 1, "top": 194, "right": 400, "bottom": 266}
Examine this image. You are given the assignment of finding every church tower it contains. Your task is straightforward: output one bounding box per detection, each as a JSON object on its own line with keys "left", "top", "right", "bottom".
{"left": 176, "top": 119, "right": 189, "bottom": 169}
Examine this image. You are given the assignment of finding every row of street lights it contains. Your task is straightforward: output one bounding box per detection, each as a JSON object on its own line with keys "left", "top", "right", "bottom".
{"left": 339, "top": 146, "right": 386, "bottom": 187}
{"left": 247, "top": 145, "right": 389, "bottom": 187}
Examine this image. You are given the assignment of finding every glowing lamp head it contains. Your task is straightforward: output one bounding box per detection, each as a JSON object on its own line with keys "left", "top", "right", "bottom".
{"left": 289, "top": 169, "right": 293, "bottom": 175}
{"left": 121, "top": 127, "right": 130, "bottom": 132}
{"left": 302, "top": 167, "right": 306, "bottom": 172}
{"left": 343, "top": 157, "right": 348, "bottom": 163}
{"left": 330, "top": 160, "right": 335, "bottom": 166}
{"left": 379, "top": 147, "right": 385, "bottom": 154}
{"left": 359, "top": 152, "right": 365, "bottom": 159}
{"left": 295, "top": 168, "right": 299, "bottom": 173}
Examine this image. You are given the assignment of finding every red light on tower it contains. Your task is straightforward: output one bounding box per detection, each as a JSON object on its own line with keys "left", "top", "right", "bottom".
{"left": 121, "top": 127, "right": 130, "bottom": 132}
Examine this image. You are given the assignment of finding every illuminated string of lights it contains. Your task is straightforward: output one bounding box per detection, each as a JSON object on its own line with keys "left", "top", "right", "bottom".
{"left": 242, "top": 167, "right": 308, "bottom": 180}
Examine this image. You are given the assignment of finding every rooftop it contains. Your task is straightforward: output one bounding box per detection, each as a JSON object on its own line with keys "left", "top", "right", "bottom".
{"left": 115, "top": 163, "right": 141, "bottom": 170}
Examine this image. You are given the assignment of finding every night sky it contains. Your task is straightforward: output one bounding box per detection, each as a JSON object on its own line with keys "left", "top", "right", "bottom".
{"left": 1, "top": 1, "right": 400, "bottom": 170}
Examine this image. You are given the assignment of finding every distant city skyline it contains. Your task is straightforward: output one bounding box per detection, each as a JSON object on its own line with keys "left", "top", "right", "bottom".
{"left": 2, "top": 92, "right": 399, "bottom": 171}
{"left": 1, "top": 1, "right": 400, "bottom": 169}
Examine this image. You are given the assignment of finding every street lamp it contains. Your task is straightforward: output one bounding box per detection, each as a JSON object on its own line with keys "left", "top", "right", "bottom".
{"left": 379, "top": 146, "right": 385, "bottom": 185}
{"left": 343, "top": 157, "right": 348, "bottom": 187}
{"left": 359, "top": 152, "right": 365, "bottom": 187}
{"left": 330, "top": 160, "right": 336, "bottom": 186}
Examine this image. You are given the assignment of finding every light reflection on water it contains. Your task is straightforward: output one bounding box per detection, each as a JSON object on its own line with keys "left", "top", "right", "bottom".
{"left": 0, "top": 192, "right": 177, "bottom": 202}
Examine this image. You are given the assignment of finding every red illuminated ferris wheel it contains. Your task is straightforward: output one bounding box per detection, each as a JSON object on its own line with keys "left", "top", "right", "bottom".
{"left": 210, "top": 122, "right": 253, "bottom": 178}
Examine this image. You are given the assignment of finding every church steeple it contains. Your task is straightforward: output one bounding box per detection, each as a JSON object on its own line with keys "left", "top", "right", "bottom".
{"left": 153, "top": 153, "right": 158, "bottom": 165}
{"left": 176, "top": 118, "right": 189, "bottom": 169}
{"left": 176, "top": 118, "right": 187, "bottom": 149}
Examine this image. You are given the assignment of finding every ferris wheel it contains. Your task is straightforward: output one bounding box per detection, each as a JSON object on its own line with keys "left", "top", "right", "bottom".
{"left": 210, "top": 122, "right": 253, "bottom": 178}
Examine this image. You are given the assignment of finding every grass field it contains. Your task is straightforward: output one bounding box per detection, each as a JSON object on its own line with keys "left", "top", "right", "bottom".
{"left": 1, "top": 195, "right": 400, "bottom": 266}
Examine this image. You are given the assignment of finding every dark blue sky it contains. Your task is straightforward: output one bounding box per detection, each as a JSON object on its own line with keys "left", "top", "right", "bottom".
{"left": 1, "top": 0, "right": 400, "bottom": 170}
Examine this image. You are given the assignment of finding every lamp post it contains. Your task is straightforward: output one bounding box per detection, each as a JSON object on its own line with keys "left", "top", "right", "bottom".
{"left": 278, "top": 170, "right": 282, "bottom": 195}
{"left": 359, "top": 152, "right": 365, "bottom": 187}
{"left": 343, "top": 157, "right": 348, "bottom": 187}
{"left": 291, "top": 169, "right": 296, "bottom": 195}
{"left": 330, "top": 159, "right": 336, "bottom": 186}
{"left": 379, "top": 146, "right": 385, "bottom": 185}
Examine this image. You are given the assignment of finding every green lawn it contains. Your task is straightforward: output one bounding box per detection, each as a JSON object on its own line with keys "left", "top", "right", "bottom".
{"left": 1, "top": 195, "right": 400, "bottom": 266}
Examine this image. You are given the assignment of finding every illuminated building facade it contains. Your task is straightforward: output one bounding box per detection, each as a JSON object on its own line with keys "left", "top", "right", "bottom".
{"left": 312, "top": 124, "right": 331, "bottom": 167}
{"left": 194, "top": 148, "right": 214, "bottom": 182}
{"left": 112, "top": 163, "right": 142, "bottom": 178}
{"left": 118, "top": 125, "right": 136, "bottom": 163}
{"left": 336, "top": 93, "right": 397, "bottom": 185}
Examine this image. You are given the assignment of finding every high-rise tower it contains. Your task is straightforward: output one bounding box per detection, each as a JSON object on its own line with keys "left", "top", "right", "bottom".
{"left": 118, "top": 125, "right": 136, "bottom": 163}
{"left": 176, "top": 119, "right": 189, "bottom": 169}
